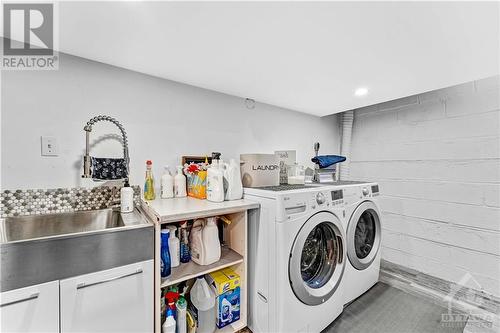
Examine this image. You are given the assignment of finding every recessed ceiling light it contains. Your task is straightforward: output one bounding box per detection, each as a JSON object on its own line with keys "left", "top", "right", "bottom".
{"left": 354, "top": 87, "right": 369, "bottom": 97}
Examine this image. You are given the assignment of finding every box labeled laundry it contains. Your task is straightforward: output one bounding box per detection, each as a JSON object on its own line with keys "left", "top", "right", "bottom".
{"left": 206, "top": 268, "right": 241, "bottom": 328}
{"left": 240, "top": 153, "right": 280, "bottom": 187}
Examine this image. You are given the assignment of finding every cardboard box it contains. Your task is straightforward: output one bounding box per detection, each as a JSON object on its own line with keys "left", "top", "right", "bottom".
{"left": 206, "top": 268, "right": 241, "bottom": 328}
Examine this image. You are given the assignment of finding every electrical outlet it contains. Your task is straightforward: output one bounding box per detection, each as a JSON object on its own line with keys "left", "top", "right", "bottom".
{"left": 41, "top": 136, "right": 58, "bottom": 156}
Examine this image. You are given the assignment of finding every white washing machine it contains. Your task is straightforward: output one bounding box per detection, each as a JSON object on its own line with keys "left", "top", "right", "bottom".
{"left": 341, "top": 182, "right": 382, "bottom": 306}
{"left": 244, "top": 184, "right": 347, "bottom": 333}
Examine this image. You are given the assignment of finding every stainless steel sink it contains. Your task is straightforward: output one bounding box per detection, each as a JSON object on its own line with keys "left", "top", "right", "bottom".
{"left": 0, "top": 209, "right": 127, "bottom": 243}
{"left": 1, "top": 207, "right": 154, "bottom": 292}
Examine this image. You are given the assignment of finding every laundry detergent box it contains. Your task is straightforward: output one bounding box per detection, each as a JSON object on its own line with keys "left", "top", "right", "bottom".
{"left": 206, "top": 268, "right": 241, "bottom": 328}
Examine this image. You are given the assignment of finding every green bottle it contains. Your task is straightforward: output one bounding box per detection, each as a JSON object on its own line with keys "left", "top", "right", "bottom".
{"left": 144, "top": 160, "right": 156, "bottom": 200}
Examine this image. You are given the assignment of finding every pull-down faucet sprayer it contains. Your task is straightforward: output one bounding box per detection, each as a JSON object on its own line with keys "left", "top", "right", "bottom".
{"left": 82, "top": 115, "right": 130, "bottom": 180}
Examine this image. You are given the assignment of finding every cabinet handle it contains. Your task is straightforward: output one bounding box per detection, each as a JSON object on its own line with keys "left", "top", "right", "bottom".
{"left": 77, "top": 268, "right": 143, "bottom": 290}
{"left": 0, "top": 293, "right": 39, "bottom": 307}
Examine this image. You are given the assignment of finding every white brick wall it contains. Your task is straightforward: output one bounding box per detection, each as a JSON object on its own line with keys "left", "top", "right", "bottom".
{"left": 350, "top": 76, "right": 500, "bottom": 297}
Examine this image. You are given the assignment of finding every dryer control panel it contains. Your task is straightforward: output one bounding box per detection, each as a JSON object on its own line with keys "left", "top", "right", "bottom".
{"left": 343, "top": 183, "right": 379, "bottom": 205}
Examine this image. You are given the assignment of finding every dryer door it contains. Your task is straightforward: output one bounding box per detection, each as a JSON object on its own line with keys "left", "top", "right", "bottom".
{"left": 289, "top": 211, "right": 346, "bottom": 305}
{"left": 347, "top": 201, "right": 381, "bottom": 270}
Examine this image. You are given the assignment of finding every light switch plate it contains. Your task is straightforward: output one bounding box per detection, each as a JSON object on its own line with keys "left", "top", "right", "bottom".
{"left": 41, "top": 136, "right": 58, "bottom": 156}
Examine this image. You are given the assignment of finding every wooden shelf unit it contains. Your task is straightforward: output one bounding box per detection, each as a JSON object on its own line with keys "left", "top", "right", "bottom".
{"left": 141, "top": 197, "right": 258, "bottom": 333}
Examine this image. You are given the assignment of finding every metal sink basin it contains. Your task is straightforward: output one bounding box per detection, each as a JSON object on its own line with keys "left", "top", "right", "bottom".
{"left": 1, "top": 209, "right": 127, "bottom": 243}
{"left": 1, "top": 208, "right": 154, "bottom": 292}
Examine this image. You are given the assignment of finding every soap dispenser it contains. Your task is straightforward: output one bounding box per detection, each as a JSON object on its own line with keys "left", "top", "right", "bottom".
{"left": 120, "top": 181, "right": 134, "bottom": 213}
{"left": 161, "top": 166, "right": 174, "bottom": 199}
{"left": 174, "top": 166, "right": 187, "bottom": 197}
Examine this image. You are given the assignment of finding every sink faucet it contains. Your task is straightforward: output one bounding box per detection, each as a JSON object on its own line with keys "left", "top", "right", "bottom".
{"left": 82, "top": 115, "right": 130, "bottom": 180}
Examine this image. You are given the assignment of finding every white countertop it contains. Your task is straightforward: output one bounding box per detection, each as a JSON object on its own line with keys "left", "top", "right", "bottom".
{"left": 141, "top": 196, "right": 259, "bottom": 223}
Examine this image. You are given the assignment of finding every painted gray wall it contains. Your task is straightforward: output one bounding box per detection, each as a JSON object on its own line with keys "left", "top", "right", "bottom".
{"left": 349, "top": 76, "right": 500, "bottom": 297}
{"left": 1, "top": 53, "right": 340, "bottom": 189}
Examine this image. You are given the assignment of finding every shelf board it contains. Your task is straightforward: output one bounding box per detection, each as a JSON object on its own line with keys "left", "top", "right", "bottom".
{"left": 160, "top": 247, "right": 243, "bottom": 288}
{"left": 141, "top": 197, "right": 259, "bottom": 224}
{"left": 216, "top": 321, "right": 246, "bottom": 333}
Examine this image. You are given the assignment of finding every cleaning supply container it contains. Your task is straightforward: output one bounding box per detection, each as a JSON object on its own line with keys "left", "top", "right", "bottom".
{"left": 176, "top": 295, "right": 187, "bottom": 333}
{"left": 190, "top": 276, "right": 216, "bottom": 333}
{"left": 162, "top": 308, "right": 176, "bottom": 333}
{"left": 189, "top": 218, "right": 221, "bottom": 266}
{"left": 160, "top": 229, "right": 171, "bottom": 278}
{"left": 161, "top": 166, "right": 174, "bottom": 199}
{"left": 167, "top": 226, "right": 180, "bottom": 268}
{"left": 174, "top": 165, "right": 187, "bottom": 197}
{"left": 190, "top": 219, "right": 205, "bottom": 265}
{"left": 207, "top": 155, "right": 224, "bottom": 202}
{"left": 203, "top": 217, "right": 221, "bottom": 265}
{"left": 179, "top": 221, "right": 191, "bottom": 263}
{"left": 224, "top": 159, "right": 243, "bottom": 201}
{"left": 120, "top": 181, "right": 134, "bottom": 213}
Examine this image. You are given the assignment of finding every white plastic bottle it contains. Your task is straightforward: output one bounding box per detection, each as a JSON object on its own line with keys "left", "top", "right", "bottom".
{"left": 224, "top": 159, "right": 243, "bottom": 201}
{"left": 207, "top": 159, "right": 224, "bottom": 202}
{"left": 161, "top": 166, "right": 174, "bottom": 199}
{"left": 190, "top": 219, "right": 206, "bottom": 265}
{"left": 203, "top": 217, "right": 221, "bottom": 265}
{"left": 176, "top": 296, "right": 187, "bottom": 333}
{"left": 162, "top": 308, "right": 176, "bottom": 333}
{"left": 120, "top": 181, "right": 134, "bottom": 213}
{"left": 190, "top": 277, "right": 216, "bottom": 333}
{"left": 174, "top": 166, "right": 187, "bottom": 198}
{"left": 167, "top": 226, "right": 180, "bottom": 268}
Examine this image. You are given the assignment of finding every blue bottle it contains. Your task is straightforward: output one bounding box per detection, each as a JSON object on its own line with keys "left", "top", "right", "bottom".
{"left": 161, "top": 229, "right": 171, "bottom": 278}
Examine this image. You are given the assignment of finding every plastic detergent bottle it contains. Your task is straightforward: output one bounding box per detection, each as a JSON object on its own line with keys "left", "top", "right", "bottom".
{"left": 224, "top": 159, "right": 243, "bottom": 201}
{"left": 160, "top": 229, "right": 171, "bottom": 278}
{"left": 167, "top": 226, "right": 180, "bottom": 268}
{"left": 161, "top": 166, "right": 174, "bottom": 199}
{"left": 207, "top": 154, "right": 224, "bottom": 202}
{"left": 203, "top": 217, "right": 221, "bottom": 265}
{"left": 174, "top": 166, "right": 187, "bottom": 197}
{"left": 189, "top": 219, "right": 205, "bottom": 265}
{"left": 176, "top": 295, "right": 187, "bottom": 333}
{"left": 179, "top": 221, "right": 191, "bottom": 263}
{"left": 144, "top": 160, "right": 156, "bottom": 200}
{"left": 162, "top": 307, "right": 176, "bottom": 333}
{"left": 190, "top": 277, "right": 216, "bottom": 333}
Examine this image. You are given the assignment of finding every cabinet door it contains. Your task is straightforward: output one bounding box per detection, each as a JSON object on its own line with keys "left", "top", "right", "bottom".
{"left": 60, "top": 260, "right": 154, "bottom": 333}
{"left": 0, "top": 280, "right": 59, "bottom": 333}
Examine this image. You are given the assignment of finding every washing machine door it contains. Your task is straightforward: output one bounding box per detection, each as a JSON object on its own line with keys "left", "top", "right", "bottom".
{"left": 347, "top": 201, "right": 381, "bottom": 270}
{"left": 289, "top": 211, "right": 346, "bottom": 306}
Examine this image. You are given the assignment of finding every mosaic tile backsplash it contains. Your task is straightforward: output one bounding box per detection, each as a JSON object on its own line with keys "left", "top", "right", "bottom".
{"left": 0, "top": 185, "right": 141, "bottom": 218}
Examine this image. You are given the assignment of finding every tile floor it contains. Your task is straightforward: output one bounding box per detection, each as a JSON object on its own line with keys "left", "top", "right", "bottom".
{"left": 323, "top": 282, "right": 467, "bottom": 333}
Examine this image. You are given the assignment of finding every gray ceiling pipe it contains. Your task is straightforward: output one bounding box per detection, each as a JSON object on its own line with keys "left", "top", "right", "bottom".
{"left": 339, "top": 110, "right": 354, "bottom": 180}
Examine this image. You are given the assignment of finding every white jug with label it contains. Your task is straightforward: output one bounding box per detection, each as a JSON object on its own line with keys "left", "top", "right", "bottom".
{"left": 203, "top": 217, "right": 221, "bottom": 265}
{"left": 189, "top": 218, "right": 221, "bottom": 266}
{"left": 190, "top": 276, "right": 216, "bottom": 333}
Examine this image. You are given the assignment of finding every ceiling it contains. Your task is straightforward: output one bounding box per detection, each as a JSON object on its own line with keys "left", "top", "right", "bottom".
{"left": 12, "top": 2, "right": 500, "bottom": 115}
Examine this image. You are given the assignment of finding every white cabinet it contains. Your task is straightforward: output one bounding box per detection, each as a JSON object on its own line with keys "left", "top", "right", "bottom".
{"left": 60, "top": 260, "right": 154, "bottom": 333}
{"left": 0, "top": 280, "right": 59, "bottom": 333}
